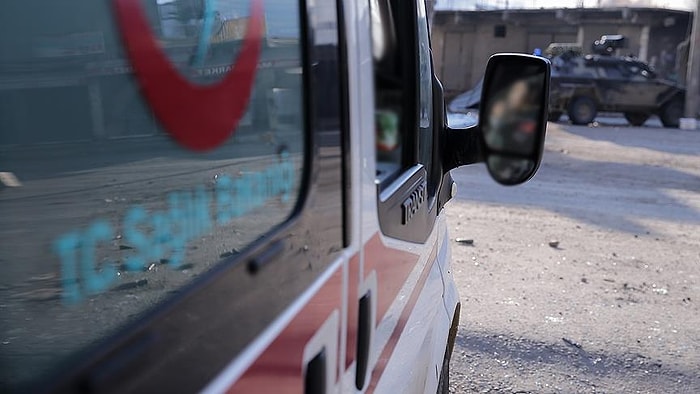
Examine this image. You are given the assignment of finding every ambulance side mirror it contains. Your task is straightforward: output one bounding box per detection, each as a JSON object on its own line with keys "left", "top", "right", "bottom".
{"left": 478, "top": 54, "right": 550, "bottom": 185}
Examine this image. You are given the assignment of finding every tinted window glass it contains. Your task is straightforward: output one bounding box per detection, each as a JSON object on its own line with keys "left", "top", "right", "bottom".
{"left": 0, "top": 0, "right": 304, "bottom": 390}
{"left": 599, "top": 64, "right": 624, "bottom": 78}
{"left": 371, "top": 0, "right": 403, "bottom": 183}
{"left": 416, "top": 0, "right": 432, "bottom": 130}
{"left": 416, "top": 0, "right": 435, "bottom": 194}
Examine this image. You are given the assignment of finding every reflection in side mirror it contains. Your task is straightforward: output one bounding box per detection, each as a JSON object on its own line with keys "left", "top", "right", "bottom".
{"left": 486, "top": 156, "right": 535, "bottom": 183}
{"left": 479, "top": 54, "right": 550, "bottom": 185}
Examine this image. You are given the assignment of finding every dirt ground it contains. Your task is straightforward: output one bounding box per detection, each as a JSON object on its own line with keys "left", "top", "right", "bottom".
{"left": 445, "top": 120, "right": 700, "bottom": 393}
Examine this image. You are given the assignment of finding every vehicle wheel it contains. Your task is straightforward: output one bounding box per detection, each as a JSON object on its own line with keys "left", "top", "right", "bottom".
{"left": 660, "top": 100, "right": 683, "bottom": 128}
{"left": 548, "top": 111, "right": 562, "bottom": 122}
{"left": 567, "top": 96, "right": 597, "bottom": 125}
{"left": 436, "top": 350, "right": 450, "bottom": 394}
{"left": 624, "top": 112, "right": 650, "bottom": 127}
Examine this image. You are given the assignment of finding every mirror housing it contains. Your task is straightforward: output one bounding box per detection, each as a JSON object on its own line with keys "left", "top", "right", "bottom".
{"left": 443, "top": 53, "right": 550, "bottom": 186}
{"left": 480, "top": 53, "right": 550, "bottom": 185}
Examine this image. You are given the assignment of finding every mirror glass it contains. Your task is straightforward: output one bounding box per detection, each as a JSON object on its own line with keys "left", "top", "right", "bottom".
{"left": 479, "top": 54, "right": 550, "bottom": 185}
{"left": 486, "top": 156, "right": 535, "bottom": 183}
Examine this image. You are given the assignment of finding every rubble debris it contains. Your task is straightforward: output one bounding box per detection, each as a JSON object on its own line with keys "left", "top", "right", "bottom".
{"left": 456, "top": 238, "right": 475, "bottom": 246}
{"left": 112, "top": 279, "right": 148, "bottom": 291}
{"left": 562, "top": 337, "right": 582, "bottom": 349}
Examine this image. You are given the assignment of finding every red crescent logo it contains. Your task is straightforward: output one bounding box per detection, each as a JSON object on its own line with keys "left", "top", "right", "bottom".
{"left": 114, "top": 0, "right": 264, "bottom": 151}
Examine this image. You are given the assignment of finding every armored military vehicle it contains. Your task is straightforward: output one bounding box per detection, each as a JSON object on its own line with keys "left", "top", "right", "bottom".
{"left": 548, "top": 44, "right": 686, "bottom": 127}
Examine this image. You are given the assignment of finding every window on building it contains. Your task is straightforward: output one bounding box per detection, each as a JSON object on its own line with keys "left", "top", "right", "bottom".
{"left": 494, "top": 25, "right": 507, "bottom": 38}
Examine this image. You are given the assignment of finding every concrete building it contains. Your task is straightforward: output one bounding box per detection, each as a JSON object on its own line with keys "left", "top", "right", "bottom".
{"left": 431, "top": 7, "right": 693, "bottom": 97}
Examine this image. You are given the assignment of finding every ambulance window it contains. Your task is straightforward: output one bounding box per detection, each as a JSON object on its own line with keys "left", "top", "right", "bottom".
{"left": 372, "top": 0, "right": 404, "bottom": 184}
{"left": 372, "top": 0, "right": 435, "bottom": 190}
{"left": 0, "top": 0, "right": 306, "bottom": 390}
{"left": 372, "top": 0, "right": 438, "bottom": 243}
{"left": 416, "top": 0, "right": 435, "bottom": 194}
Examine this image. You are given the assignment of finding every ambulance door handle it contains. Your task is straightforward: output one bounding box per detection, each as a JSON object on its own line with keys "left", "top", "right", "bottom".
{"left": 304, "top": 348, "right": 327, "bottom": 394}
{"left": 247, "top": 240, "right": 284, "bottom": 274}
{"left": 355, "top": 292, "right": 371, "bottom": 390}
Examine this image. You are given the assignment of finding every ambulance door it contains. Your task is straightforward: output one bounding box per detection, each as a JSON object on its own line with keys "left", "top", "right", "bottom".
{"left": 0, "top": 0, "right": 349, "bottom": 392}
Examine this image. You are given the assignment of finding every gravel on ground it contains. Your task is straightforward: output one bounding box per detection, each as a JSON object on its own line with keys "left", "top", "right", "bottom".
{"left": 445, "top": 121, "right": 700, "bottom": 393}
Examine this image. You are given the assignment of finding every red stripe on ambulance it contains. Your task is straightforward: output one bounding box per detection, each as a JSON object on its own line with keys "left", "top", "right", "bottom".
{"left": 345, "top": 254, "right": 360, "bottom": 369}
{"left": 366, "top": 242, "right": 438, "bottom": 393}
{"left": 223, "top": 233, "right": 435, "bottom": 392}
{"left": 226, "top": 265, "right": 343, "bottom": 394}
{"left": 362, "top": 234, "right": 421, "bottom": 328}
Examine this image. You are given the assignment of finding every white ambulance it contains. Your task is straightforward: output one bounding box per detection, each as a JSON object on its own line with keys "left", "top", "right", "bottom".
{"left": 0, "top": 0, "right": 549, "bottom": 393}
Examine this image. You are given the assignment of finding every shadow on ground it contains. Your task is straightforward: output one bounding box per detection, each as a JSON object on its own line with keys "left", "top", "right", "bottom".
{"left": 450, "top": 330, "right": 698, "bottom": 393}
{"left": 552, "top": 118, "right": 699, "bottom": 156}
{"left": 452, "top": 150, "right": 700, "bottom": 235}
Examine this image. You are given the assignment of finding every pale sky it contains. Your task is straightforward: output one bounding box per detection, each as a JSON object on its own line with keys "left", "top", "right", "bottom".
{"left": 435, "top": 0, "right": 696, "bottom": 10}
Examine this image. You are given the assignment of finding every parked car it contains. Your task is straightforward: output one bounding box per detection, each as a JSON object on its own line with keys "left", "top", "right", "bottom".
{"left": 448, "top": 78, "right": 483, "bottom": 113}
{"left": 548, "top": 53, "right": 686, "bottom": 127}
